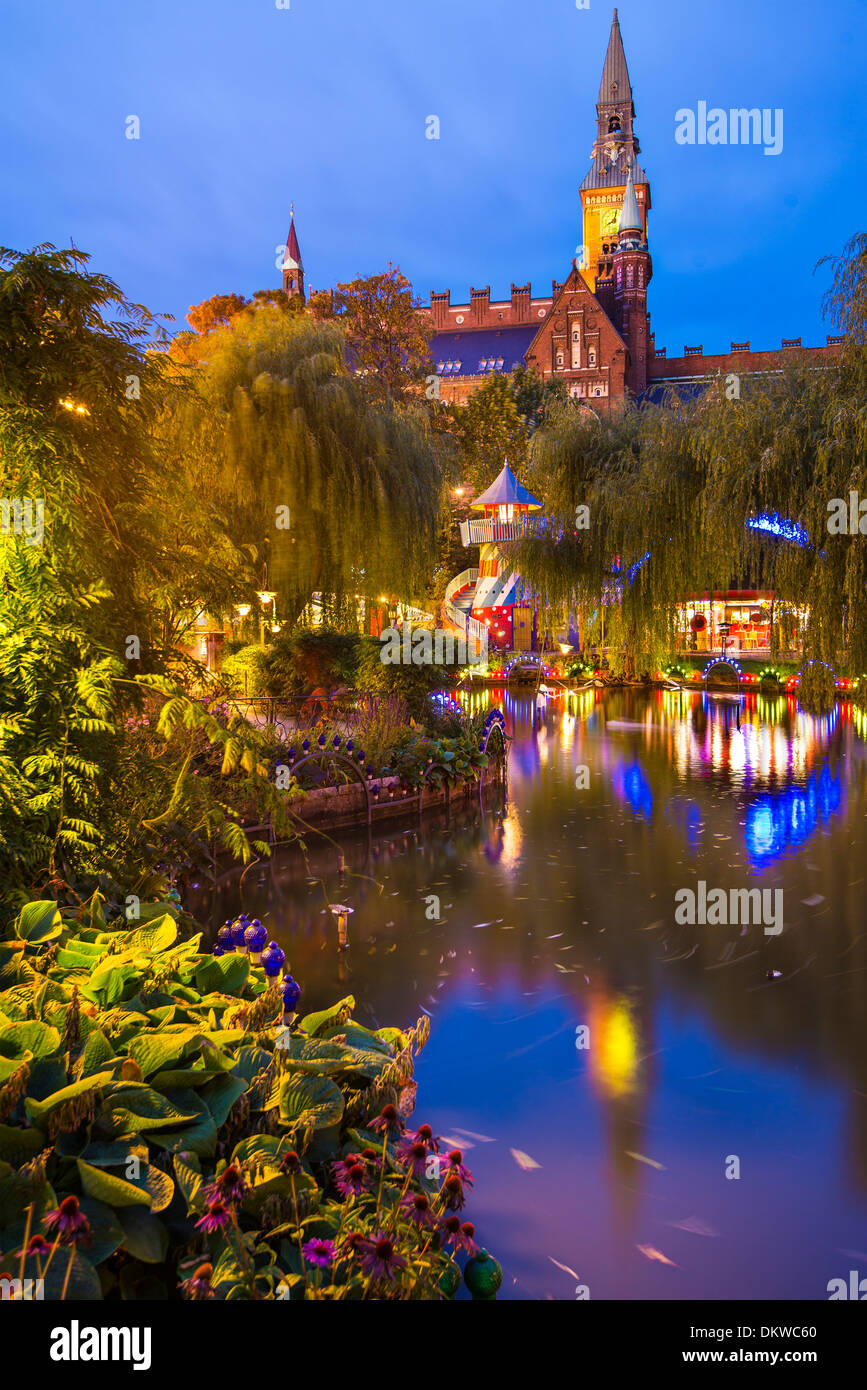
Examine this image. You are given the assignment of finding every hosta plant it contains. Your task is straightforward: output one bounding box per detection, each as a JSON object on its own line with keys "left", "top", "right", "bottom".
{"left": 0, "top": 894, "right": 487, "bottom": 1300}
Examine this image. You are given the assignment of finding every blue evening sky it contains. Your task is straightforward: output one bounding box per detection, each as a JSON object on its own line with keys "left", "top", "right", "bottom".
{"left": 2, "top": 0, "right": 864, "bottom": 354}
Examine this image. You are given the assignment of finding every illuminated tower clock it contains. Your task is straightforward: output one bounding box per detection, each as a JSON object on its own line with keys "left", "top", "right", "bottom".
{"left": 579, "top": 10, "right": 651, "bottom": 290}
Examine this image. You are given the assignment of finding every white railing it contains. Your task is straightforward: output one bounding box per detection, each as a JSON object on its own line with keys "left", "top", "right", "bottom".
{"left": 460, "top": 517, "right": 528, "bottom": 546}
{"left": 444, "top": 567, "right": 478, "bottom": 608}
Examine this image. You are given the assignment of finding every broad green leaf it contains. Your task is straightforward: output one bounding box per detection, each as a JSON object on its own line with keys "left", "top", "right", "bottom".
{"left": 195, "top": 952, "right": 249, "bottom": 995}
{"left": 15, "top": 900, "right": 62, "bottom": 944}
{"left": 77, "top": 1158, "right": 152, "bottom": 1208}
{"left": 24, "top": 1070, "right": 115, "bottom": 1126}
{"left": 173, "top": 1151, "right": 203, "bottom": 1208}
{"left": 79, "top": 1029, "right": 117, "bottom": 1076}
{"left": 0, "top": 1020, "right": 61, "bottom": 1061}
{"left": 0, "top": 1122, "right": 47, "bottom": 1166}
{"left": 278, "top": 1074, "right": 344, "bottom": 1131}
{"left": 118, "top": 1206, "right": 169, "bottom": 1263}
{"left": 298, "top": 995, "right": 355, "bottom": 1038}
{"left": 126, "top": 1027, "right": 202, "bottom": 1078}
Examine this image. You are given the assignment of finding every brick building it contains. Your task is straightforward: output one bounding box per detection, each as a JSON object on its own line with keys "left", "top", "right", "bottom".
{"left": 427, "top": 10, "right": 841, "bottom": 410}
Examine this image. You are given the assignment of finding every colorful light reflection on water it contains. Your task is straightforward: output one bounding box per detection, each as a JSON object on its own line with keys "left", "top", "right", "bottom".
{"left": 196, "top": 688, "right": 867, "bottom": 1301}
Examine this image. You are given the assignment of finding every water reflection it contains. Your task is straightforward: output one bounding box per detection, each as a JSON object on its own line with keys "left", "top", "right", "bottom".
{"left": 190, "top": 689, "right": 867, "bottom": 1300}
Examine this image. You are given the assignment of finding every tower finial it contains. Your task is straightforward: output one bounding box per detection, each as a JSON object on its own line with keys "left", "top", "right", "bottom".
{"left": 618, "top": 166, "right": 642, "bottom": 235}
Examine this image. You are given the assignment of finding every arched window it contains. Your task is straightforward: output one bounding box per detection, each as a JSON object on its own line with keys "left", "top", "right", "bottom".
{"left": 608, "top": 115, "right": 622, "bottom": 134}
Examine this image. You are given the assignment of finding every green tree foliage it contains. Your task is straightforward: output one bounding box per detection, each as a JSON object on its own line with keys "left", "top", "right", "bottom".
{"left": 445, "top": 373, "right": 527, "bottom": 498}
{"left": 160, "top": 306, "right": 446, "bottom": 627}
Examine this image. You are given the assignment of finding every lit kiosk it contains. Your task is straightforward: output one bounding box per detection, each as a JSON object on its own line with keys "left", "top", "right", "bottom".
{"left": 452, "top": 463, "right": 542, "bottom": 652}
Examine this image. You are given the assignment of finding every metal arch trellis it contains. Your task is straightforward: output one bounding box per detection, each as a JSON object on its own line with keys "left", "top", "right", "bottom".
{"left": 282, "top": 750, "right": 374, "bottom": 830}
{"left": 702, "top": 658, "right": 743, "bottom": 690}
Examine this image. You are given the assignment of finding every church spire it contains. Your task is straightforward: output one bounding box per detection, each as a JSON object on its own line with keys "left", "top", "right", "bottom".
{"left": 580, "top": 9, "right": 650, "bottom": 291}
{"left": 282, "top": 205, "right": 305, "bottom": 301}
{"left": 598, "top": 9, "right": 633, "bottom": 108}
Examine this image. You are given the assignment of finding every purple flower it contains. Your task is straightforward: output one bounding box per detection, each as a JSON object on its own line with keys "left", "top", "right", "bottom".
{"left": 180, "top": 1262, "right": 215, "bottom": 1300}
{"left": 396, "top": 1138, "right": 430, "bottom": 1178}
{"left": 369, "top": 1103, "right": 403, "bottom": 1140}
{"left": 440, "top": 1173, "right": 466, "bottom": 1211}
{"left": 42, "top": 1195, "right": 92, "bottom": 1248}
{"left": 443, "top": 1148, "right": 474, "bottom": 1188}
{"left": 202, "top": 1162, "right": 248, "bottom": 1207}
{"left": 399, "top": 1191, "right": 436, "bottom": 1229}
{"left": 195, "top": 1198, "right": 232, "bottom": 1234}
{"left": 302, "top": 1237, "right": 335, "bottom": 1269}
{"left": 357, "top": 1231, "right": 406, "bottom": 1283}
{"left": 332, "top": 1155, "right": 369, "bottom": 1197}
{"left": 441, "top": 1216, "right": 479, "bottom": 1255}
{"left": 15, "top": 1234, "right": 52, "bottom": 1260}
{"left": 405, "top": 1123, "right": 440, "bottom": 1153}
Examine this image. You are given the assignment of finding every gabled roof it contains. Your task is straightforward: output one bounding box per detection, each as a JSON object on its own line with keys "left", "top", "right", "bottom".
{"left": 472, "top": 462, "right": 542, "bottom": 511}
{"left": 598, "top": 9, "right": 633, "bottom": 106}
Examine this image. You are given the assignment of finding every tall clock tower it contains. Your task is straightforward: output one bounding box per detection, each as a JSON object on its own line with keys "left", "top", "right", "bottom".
{"left": 580, "top": 10, "right": 651, "bottom": 291}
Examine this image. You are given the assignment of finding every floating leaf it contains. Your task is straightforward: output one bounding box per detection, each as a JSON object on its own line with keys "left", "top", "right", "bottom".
{"left": 510, "top": 1148, "right": 542, "bottom": 1170}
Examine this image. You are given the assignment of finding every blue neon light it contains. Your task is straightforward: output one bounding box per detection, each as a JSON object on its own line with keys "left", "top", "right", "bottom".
{"left": 746, "top": 513, "right": 810, "bottom": 547}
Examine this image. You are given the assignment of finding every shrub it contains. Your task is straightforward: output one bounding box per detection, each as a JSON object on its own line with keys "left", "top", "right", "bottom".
{"left": 355, "top": 637, "right": 456, "bottom": 721}
{"left": 260, "top": 629, "right": 363, "bottom": 696}
{"left": 220, "top": 645, "right": 267, "bottom": 698}
{"left": 0, "top": 895, "right": 487, "bottom": 1301}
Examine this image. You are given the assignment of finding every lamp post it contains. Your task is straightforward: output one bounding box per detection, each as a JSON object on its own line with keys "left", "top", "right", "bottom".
{"left": 255, "top": 565, "right": 278, "bottom": 649}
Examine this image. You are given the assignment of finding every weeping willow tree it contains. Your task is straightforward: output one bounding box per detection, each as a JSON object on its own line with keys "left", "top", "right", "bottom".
{"left": 513, "top": 397, "right": 722, "bottom": 676}
{"left": 161, "top": 306, "right": 446, "bottom": 628}
{"left": 511, "top": 228, "right": 867, "bottom": 692}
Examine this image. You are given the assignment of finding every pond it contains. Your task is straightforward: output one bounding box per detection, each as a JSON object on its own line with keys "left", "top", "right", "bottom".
{"left": 188, "top": 687, "right": 867, "bottom": 1300}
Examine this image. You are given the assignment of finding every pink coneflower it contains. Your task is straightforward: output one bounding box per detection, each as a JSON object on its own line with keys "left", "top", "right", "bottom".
{"left": 396, "top": 1138, "right": 430, "bottom": 1178}
{"left": 406, "top": 1123, "right": 440, "bottom": 1153}
{"left": 443, "top": 1148, "right": 474, "bottom": 1187}
{"left": 16, "top": 1234, "right": 52, "bottom": 1260}
{"left": 204, "top": 1162, "right": 247, "bottom": 1207}
{"left": 195, "top": 1198, "right": 232, "bottom": 1234}
{"left": 440, "top": 1173, "right": 466, "bottom": 1212}
{"left": 280, "top": 1150, "right": 303, "bottom": 1175}
{"left": 441, "top": 1216, "right": 479, "bottom": 1255}
{"left": 180, "top": 1262, "right": 215, "bottom": 1300}
{"left": 369, "top": 1103, "right": 403, "bottom": 1140}
{"left": 399, "top": 1191, "right": 436, "bottom": 1229}
{"left": 42, "top": 1196, "right": 92, "bottom": 1248}
{"left": 357, "top": 1232, "right": 406, "bottom": 1283}
{"left": 302, "top": 1237, "right": 335, "bottom": 1269}
{"left": 332, "top": 1156, "right": 369, "bottom": 1197}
